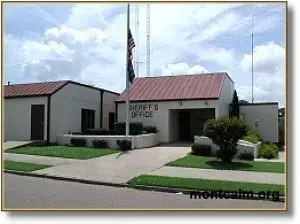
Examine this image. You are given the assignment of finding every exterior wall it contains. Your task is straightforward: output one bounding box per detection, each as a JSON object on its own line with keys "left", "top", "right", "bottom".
{"left": 102, "top": 91, "right": 119, "bottom": 129}
{"left": 117, "top": 99, "right": 219, "bottom": 143}
{"left": 50, "top": 83, "right": 101, "bottom": 142}
{"left": 4, "top": 97, "right": 48, "bottom": 141}
{"left": 240, "top": 104, "right": 279, "bottom": 143}
{"left": 217, "top": 75, "right": 235, "bottom": 117}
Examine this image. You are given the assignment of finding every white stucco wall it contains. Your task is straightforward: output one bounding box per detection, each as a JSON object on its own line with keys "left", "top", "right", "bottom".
{"left": 50, "top": 83, "right": 101, "bottom": 142}
{"left": 240, "top": 103, "right": 279, "bottom": 143}
{"left": 102, "top": 91, "right": 119, "bottom": 129}
{"left": 4, "top": 97, "right": 48, "bottom": 141}
{"left": 217, "top": 75, "right": 235, "bottom": 117}
{"left": 117, "top": 100, "right": 219, "bottom": 143}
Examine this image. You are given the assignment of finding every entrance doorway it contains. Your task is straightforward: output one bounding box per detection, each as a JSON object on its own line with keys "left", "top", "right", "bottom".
{"left": 169, "top": 108, "right": 215, "bottom": 142}
{"left": 178, "top": 111, "right": 191, "bottom": 141}
{"left": 30, "top": 104, "right": 45, "bottom": 140}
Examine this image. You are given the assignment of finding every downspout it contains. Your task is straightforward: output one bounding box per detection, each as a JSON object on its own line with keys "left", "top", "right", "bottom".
{"left": 46, "top": 95, "right": 51, "bottom": 144}
{"left": 100, "top": 90, "right": 104, "bottom": 128}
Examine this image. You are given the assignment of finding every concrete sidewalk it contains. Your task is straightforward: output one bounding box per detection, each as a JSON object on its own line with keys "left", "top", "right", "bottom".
{"left": 148, "top": 166, "right": 285, "bottom": 185}
{"left": 33, "top": 145, "right": 191, "bottom": 184}
{"left": 4, "top": 153, "right": 79, "bottom": 166}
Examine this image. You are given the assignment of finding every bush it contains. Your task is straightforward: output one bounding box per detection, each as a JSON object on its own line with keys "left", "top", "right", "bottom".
{"left": 114, "top": 122, "right": 143, "bottom": 135}
{"left": 238, "top": 152, "right": 254, "bottom": 161}
{"left": 191, "top": 143, "right": 212, "bottom": 156}
{"left": 70, "top": 138, "right": 86, "bottom": 147}
{"left": 204, "top": 117, "right": 247, "bottom": 162}
{"left": 259, "top": 144, "right": 279, "bottom": 159}
{"left": 143, "top": 126, "right": 158, "bottom": 134}
{"left": 242, "top": 131, "right": 262, "bottom": 144}
{"left": 83, "top": 128, "right": 115, "bottom": 135}
{"left": 117, "top": 140, "right": 132, "bottom": 151}
{"left": 92, "top": 139, "right": 109, "bottom": 148}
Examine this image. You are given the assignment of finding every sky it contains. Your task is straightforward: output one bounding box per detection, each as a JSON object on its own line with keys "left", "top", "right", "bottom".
{"left": 3, "top": 2, "right": 285, "bottom": 107}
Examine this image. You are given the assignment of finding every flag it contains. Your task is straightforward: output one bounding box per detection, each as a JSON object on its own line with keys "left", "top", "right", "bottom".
{"left": 128, "top": 29, "right": 135, "bottom": 84}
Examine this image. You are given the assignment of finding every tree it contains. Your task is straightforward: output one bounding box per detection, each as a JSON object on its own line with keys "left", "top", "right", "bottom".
{"left": 279, "top": 108, "right": 285, "bottom": 117}
{"left": 230, "top": 90, "right": 239, "bottom": 117}
{"left": 204, "top": 117, "right": 247, "bottom": 163}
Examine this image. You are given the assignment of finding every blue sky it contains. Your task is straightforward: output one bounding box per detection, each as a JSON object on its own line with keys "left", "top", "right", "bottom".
{"left": 3, "top": 2, "right": 285, "bottom": 106}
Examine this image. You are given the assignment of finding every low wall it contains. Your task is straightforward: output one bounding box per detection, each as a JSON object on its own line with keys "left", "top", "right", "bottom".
{"left": 56, "top": 133, "right": 159, "bottom": 149}
{"left": 133, "top": 133, "right": 159, "bottom": 149}
{"left": 194, "top": 136, "right": 261, "bottom": 158}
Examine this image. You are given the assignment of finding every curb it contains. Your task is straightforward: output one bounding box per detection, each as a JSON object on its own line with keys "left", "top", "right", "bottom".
{"left": 4, "top": 170, "right": 285, "bottom": 203}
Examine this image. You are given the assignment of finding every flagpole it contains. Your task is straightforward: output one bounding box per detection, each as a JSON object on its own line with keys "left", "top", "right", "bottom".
{"left": 125, "top": 3, "right": 130, "bottom": 136}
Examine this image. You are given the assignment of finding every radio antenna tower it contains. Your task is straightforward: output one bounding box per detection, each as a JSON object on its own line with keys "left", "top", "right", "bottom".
{"left": 251, "top": 5, "right": 254, "bottom": 103}
{"left": 134, "top": 4, "right": 140, "bottom": 77}
{"left": 146, "top": 3, "right": 151, "bottom": 76}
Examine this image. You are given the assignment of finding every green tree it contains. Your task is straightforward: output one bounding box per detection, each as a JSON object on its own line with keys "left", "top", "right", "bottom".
{"left": 279, "top": 108, "right": 285, "bottom": 117}
{"left": 230, "top": 90, "right": 239, "bottom": 117}
{"left": 204, "top": 117, "right": 247, "bottom": 163}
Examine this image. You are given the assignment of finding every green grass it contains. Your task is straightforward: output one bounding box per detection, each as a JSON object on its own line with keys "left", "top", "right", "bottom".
{"left": 6, "top": 146, "right": 119, "bottom": 159}
{"left": 128, "top": 175, "right": 285, "bottom": 195}
{"left": 4, "top": 161, "right": 51, "bottom": 172}
{"left": 167, "top": 155, "right": 285, "bottom": 173}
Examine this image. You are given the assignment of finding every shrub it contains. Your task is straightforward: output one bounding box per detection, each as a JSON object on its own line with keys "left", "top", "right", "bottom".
{"left": 114, "top": 122, "right": 143, "bottom": 135}
{"left": 204, "top": 117, "right": 247, "bottom": 162}
{"left": 238, "top": 152, "right": 254, "bottom": 161}
{"left": 191, "top": 143, "right": 212, "bottom": 156}
{"left": 259, "top": 144, "right": 279, "bottom": 159}
{"left": 92, "top": 139, "right": 109, "bottom": 148}
{"left": 117, "top": 140, "right": 132, "bottom": 151}
{"left": 143, "top": 126, "right": 158, "bottom": 134}
{"left": 70, "top": 138, "right": 86, "bottom": 147}
{"left": 242, "top": 131, "right": 262, "bottom": 144}
{"left": 83, "top": 128, "right": 115, "bottom": 135}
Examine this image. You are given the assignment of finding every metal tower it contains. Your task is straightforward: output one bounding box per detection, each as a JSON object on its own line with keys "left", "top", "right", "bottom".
{"left": 251, "top": 6, "right": 254, "bottom": 104}
{"left": 146, "top": 3, "right": 150, "bottom": 76}
{"left": 134, "top": 4, "right": 140, "bottom": 77}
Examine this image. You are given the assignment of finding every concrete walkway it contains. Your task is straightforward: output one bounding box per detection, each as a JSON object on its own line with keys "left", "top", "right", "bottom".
{"left": 3, "top": 141, "right": 33, "bottom": 150}
{"left": 4, "top": 153, "right": 79, "bottom": 166}
{"left": 148, "top": 166, "right": 285, "bottom": 185}
{"left": 33, "top": 145, "right": 191, "bottom": 184}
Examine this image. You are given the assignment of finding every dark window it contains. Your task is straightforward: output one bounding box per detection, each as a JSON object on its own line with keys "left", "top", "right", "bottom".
{"left": 109, "top": 112, "right": 115, "bottom": 130}
{"left": 81, "top": 109, "right": 95, "bottom": 132}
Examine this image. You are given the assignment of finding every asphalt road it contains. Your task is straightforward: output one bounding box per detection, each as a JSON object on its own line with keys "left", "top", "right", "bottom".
{"left": 3, "top": 174, "right": 285, "bottom": 210}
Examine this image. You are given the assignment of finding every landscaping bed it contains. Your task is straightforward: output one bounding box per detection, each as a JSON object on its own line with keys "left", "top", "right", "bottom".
{"left": 4, "top": 161, "right": 51, "bottom": 172}
{"left": 128, "top": 175, "right": 285, "bottom": 195}
{"left": 6, "top": 146, "right": 119, "bottom": 160}
{"left": 167, "top": 155, "right": 285, "bottom": 173}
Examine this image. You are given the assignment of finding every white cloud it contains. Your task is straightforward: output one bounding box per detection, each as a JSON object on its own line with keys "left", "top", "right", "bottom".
{"left": 240, "top": 42, "right": 285, "bottom": 74}
{"left": 161, "top": 63, "right": 209, "bottom": 76}
{"left": 4, "top": 3, "right": 285, "bottom": 102}
{"left": 237, "top": 42, "right": 285, "bottom": 105}
{"left": 197, "top": 46, "right": 237, "bottom": 68}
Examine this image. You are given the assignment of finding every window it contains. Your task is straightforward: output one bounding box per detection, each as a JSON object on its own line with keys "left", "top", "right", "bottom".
{"left": 81, "top": 109, "right": 95, "bottom": 132}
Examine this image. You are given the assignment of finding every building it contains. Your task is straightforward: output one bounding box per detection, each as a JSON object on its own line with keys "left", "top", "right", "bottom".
{"left": 116, "top": 72, "right": 279, "bottom": 143}
{"left": 4, "top": 80, "right": 119, "bottom": 143}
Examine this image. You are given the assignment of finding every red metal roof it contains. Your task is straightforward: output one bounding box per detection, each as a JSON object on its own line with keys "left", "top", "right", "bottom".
{"left": 116, "top": 72, "right": 228, "bottom": 102}
{"left": 4, "top": 80, "right": 68, "bottom": 98}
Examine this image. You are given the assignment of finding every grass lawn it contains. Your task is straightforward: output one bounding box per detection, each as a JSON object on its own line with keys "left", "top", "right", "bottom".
{"left": 6, "top": 146, "right": 119, "bottom": 159}
{"left": 128, "top": 175, "right": 285, "bottom": 195}
{"left": 4, "top": 161, "right": 51, "bottom": 172}
{"left": 167, "top": 155, "right": 285, "bottom": 173}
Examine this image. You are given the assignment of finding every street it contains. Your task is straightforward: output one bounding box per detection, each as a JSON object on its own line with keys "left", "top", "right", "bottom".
{"left": 3, "top": 174, "right": 285, "bottom": 210}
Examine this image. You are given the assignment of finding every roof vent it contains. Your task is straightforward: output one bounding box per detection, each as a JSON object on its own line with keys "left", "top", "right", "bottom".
{"left": 7, "top": 81, "right": 10, "bottom": 85}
